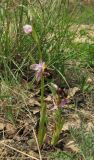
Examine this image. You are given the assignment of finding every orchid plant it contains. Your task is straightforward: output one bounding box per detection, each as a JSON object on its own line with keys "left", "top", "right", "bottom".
{"left": 30, "top": 61, "right": 69, "bottom": 146}
{"left": 23, "top": 24, "right": 47, "bottom": 147}
{"left": 31, "top": 61, "right": 48, "bottom": 147}
{"left": 49, "top": 83, "right": 68, "bottom": 145}
{"left": 23, "top": 24, "right": 68, "bottom": 147}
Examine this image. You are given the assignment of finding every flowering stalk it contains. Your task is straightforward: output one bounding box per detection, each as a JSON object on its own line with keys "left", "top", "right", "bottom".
{"left": 32, "top": 27, "right": 42, "bottom": 60}
{"left": 49, "top": 83, "right": 68, "bottom": 145}
{"left": 23, "top": 24, "right": 35, "bottom": 64}
{"left": 7, "top": 105, "right": 16, "bottom": 126}
{"left": 23, "top": 24, "right": 42, "bottom": 62}
{"left": 38, "top": 75, "right": 47, "bottom": 147}
{"left": 23, "top": 24, "right": 47, "bottom": 146}
{"left": 31, "top": 62, "right": 47, "bottom": 147}
{"left": 51, "top": 109, "right": 64, "bottom": 145}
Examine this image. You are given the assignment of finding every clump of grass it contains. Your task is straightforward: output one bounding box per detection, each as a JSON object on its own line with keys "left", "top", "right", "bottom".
{"left": 0, "top": 0, "right": 94, "bottom": 156}
{"left": 70, "top": 127, "right": 94, "bottom": 159}
{"left": 50, "top": 128, "right": 94, "bottom": 160}
{"left": 0, "top": 0, "right": 82, "bottom": 82}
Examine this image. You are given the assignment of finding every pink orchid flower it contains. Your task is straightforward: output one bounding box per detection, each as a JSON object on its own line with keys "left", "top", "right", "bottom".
{"left": 60, "top": 98, "right": 69, "bottom": 108}
{"left": 30, "top": 62, "right": 46, "bottom": 82}
{"left": 23, "top": 24, "right": 32, "bottom": 34}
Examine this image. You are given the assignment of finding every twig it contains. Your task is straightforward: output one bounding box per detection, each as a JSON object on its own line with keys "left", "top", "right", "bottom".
{"left": 33, "top": 128, "right": 42, "bottom": 160}
{"left": 27, "top": 114, "right": 42, "bottom": 160}
{"left": 0, "top": 141, "right": 39, "bottom": 160}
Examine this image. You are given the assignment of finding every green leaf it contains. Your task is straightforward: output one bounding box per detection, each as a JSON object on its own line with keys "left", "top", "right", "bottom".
{"left": 6, "top": 106, "right": 16, "bottom": 126}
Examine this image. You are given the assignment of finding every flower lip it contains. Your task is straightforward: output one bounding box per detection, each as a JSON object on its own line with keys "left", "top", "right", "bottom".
{"left": 23, "top": 24, "right": 32, "bottom": 34}
{"left": 30, "top": 62, "right": 46, "bottom": 82}
{"left": 60, "top": 98, "right": 69, "bottom": 108}
{"left": 30, "top": 62, "right": 46, "bottom": 71}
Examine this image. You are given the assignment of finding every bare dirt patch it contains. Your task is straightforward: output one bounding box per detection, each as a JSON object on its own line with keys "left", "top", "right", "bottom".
{"left": 70, "top": 24, "right": 94, "bottom": 43}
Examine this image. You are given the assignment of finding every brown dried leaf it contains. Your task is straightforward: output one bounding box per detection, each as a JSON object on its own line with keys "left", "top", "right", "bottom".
{"left": 86, "top": 77, "right": 93, "bottom": 84}
{"left": 64, "top": 140, "right": 80, "bottom": 153}
{"left": 62, "top": 114, "right": 81, "bottom": 131}
{"left": 28, "top": 98, "right": 40, "bottom": 107}
{"left": 28, "top": 150, "right": 39, "bottom": 159}
{"left": 86, "top": 122, "right": 94, "bottom": 132}
{"left": 79, "top": 109, "right": 94, "bottom": 120}
{"left": 6, "top": 123, "right": 16, "bottom": 135}
{"left": 68, "top": 87, "right": 80, "bottom": 98}
{"left": 0, "top": 99, "right": 8, "bottom": 107}
{"left": 32, "top": 107, "right": 40, "bottom": 114}
{"left": 0, "top": 122, "right": 5, "bottom": 130}
{"left": 27, "top": 139, "right": 37, "bottom": 151}
{"left": 45, "top": 95, "right": 52, "bottom": 103}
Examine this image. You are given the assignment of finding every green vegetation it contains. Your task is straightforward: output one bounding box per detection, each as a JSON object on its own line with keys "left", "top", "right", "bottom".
{"left": 50, "top": 128, "right": 94, "bottom": 160}
{"left": 0, "top": 0, "right": 94, "bottom": 159}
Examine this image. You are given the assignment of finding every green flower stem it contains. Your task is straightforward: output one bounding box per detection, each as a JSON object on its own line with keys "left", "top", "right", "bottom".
{"left": 38, "top": 76, "right": 47, "bottom": 147}
{"left": 32, "top": 27, "right": 42, "bottom": 60}
{"left": 51, "top": 109, "right": 64, "bottom": 145}
{"left": 40, "top": 75, "right": 44, "bottom": 106}
{"left": 6, "top": 105, "right": 16, "bottom": 126}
